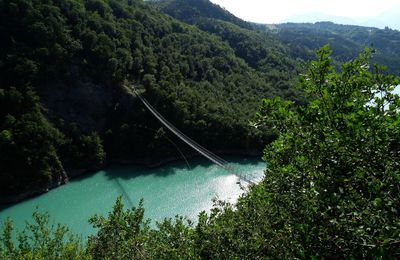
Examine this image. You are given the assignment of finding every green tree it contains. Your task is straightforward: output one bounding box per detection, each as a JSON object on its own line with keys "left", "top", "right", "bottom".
{"left": 87, "top": 197, "right": 150, "bottom": 259}
{"left": 255, "top": 45, "right": 400, "bottom": 257}
{"left": 0, "top": 212, "right": 87, "bottom": 259}
{"left": 0, "top": 87, "right": 65, "bottom": 197}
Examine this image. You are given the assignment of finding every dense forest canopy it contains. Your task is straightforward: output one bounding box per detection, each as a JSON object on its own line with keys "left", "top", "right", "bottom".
{"left": 1, "top": 47, "right": 399, "bottom": 258}
{"left": 1, "top": 0, "right": 400, "bottom": 257}
{"left": 153, "top": 0, "right": 400, "bottom": 76}
{"left": 1, "top": 0, "right": 297, "bottom": 199}
{"left": 2, "top": 0, "right": 400, "bottom": 199}
{"left": 265, "top": 22, "right": 400, "bottom": 74}
{"left": 152, "top": 0, "right": 300, "bottom": 91}
{"left": 149, "top": 0, "right": 256, "bottom": 30}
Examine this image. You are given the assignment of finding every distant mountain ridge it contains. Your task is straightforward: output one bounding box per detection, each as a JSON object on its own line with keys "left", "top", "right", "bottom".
{"left": 283, "top": 12, "right": 359, "bottom": 27}
{"left": 152, "top": 0, "right": 301, "bottom": 92}
{"left": 267, "top": 22, "right": 400, "bottom": 74}
{"left": 365, "top": 5, "right": 400, "bottom": 30}
{"left": 154, "top": 0, "right": 400, "bottom": 75}
{"left": 283, "top": 7, "right": 400, "bottom": 31}
{"left": 1, "top": 0, "right": 297, "bottom": 199}
{"left": 2, "top": 0, "right": 400, "bottom": 200}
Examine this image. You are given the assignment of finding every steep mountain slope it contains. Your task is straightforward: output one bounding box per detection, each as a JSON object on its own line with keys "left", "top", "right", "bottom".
{"left": 154, "top": 0, "right": 400, "bottom": 75}
{"left": 4, "top": 0, "right": 399, "bottom": 201}
{"left": 152, "top": 0, "right": 301, "bottom": 95}
{"left": 1, "top": 0, "right": 293, "bottom": 200}
{"left": 149, "top": 0, "right": 255, "bottom": 30}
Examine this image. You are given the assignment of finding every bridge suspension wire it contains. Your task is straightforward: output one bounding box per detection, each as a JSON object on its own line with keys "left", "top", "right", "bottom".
{"left": 132, "top": 85, "right": 254, "bottom": 184}
{"left": 133, "top": 87, "right": 227, "bottom": 167}
{"left": 140, "top": 97, "right": 228, "bottom": 166}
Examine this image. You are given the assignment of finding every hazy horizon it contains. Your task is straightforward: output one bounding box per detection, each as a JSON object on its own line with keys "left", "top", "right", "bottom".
{"left": 209, "top": 0, "right": 400, "bottom": 30}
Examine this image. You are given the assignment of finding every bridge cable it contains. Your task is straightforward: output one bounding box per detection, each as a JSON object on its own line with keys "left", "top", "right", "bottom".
{"left": 132, "top": 85, "right": 254, "bottom": 184}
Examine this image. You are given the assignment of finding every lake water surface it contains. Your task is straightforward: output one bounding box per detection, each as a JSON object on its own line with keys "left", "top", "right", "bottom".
{"left": 0, "top": 156, "right": 265, "bottom": 238}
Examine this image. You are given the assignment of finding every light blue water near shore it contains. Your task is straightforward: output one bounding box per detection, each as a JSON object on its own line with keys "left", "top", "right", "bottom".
{"left": 0, "top": 157, "right": 265, "bottom": 238}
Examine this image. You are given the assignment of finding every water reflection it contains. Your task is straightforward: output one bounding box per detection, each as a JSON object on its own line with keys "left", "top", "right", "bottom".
{"left": 0, "top": 156, "right": 265, "bottom": 238}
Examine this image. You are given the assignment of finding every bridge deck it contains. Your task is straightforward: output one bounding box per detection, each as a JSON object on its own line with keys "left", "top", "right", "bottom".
{"left": 131, "top": 85, "right": 255, "bottom": 185}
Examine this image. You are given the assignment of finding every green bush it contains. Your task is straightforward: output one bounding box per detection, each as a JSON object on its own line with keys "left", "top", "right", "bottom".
{"left": 254, "top": 45, "right": 400, "bottom": 257}
{"left": 2, "top": 46, "right": 399, "bottom": 259}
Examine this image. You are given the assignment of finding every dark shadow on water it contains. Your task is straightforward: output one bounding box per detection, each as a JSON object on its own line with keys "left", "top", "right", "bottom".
{"left": 0, "top": 204, "right": 11, "bottom": 213}
{"left": 114, "top": 178, "right": 135, "bottom": 208}
{"left": 99, "top": 155, "right": 264, "bottom": 182}
{"left": 222, "top": 155, "right": 263, "bottom": 166}
{"left": 65, "top": 155, "right": 264, "bottom": 184}
{"left": 0, "top": 156, "right": 264, "bottom": 212}
{"left": 101, "top": 157, "right": 216, "bottom": 181}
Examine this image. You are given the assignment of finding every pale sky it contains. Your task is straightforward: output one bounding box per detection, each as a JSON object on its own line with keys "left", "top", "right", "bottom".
{"left": 209, "top": 0, "right": 400, "bottom": 24}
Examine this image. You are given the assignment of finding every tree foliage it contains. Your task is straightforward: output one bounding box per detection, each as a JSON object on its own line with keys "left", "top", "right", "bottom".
{"left": 2, "top": 0, "right": 399, "bottom": 200}
{"left": 253, "top": 45, "right": 400, "bottom": 257}
{"left": 0, "top": 212, "right": 87, "bottom": 259}
{"left": 0, "top": 87, "right": 65, "bottom": 197}
{"left": 0, "top": 0, "right": 282, "bottom": 198}
{"left": 2, "top": 47, "right": 399, "bottom": 258}
{"left": 269, "top": 22, "right": 400, "bottom": 75}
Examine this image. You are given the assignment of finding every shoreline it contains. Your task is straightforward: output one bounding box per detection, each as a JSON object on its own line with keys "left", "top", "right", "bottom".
{"left": 112, "top": 149, "right": 261, "bottom": 168}
{"left": 0, "top": 150, "right": 262, "bottom": 205}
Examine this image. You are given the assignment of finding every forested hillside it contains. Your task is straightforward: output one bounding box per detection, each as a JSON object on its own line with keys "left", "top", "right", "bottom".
{"left": 1, "top": 0, "right": 400, "bottom": 257}
{"left": 1, "top": 0, "right": 400, "bottom": 202}
{"left": 149, "top": 0, "right": 256, "bottom": 30}
{"left": 266, "top": 22, "right": 400, "bottom": 74}
{"left": 154, "top": 0, "right": 400, "bottom": 75}
{"left": 152, "top": 0, "right": 300, "bottom": 92}
{"left": 2, "top": 46, "right": 399, "bottom": 259}
{"left": 0, "top": 0, "right": 298, "bottom": 200}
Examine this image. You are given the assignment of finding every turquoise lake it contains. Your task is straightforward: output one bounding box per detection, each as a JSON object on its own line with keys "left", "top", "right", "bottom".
{"left": 0, "top": 157, "right": 265, "bottom": 238}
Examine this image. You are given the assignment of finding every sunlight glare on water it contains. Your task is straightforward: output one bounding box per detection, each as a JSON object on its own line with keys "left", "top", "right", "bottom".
{"left": 0, "top": 156, "right": 265, "bottom": 238}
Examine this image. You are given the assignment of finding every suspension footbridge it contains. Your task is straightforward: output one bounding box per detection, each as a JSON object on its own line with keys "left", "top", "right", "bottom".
{"left": 131, "top": 85, "right": 255, "bottom": 185}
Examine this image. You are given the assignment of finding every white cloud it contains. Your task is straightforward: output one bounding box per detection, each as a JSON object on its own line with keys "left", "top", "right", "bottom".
{"left": 210, "top": 0, "right": 400, "bottom": 23}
